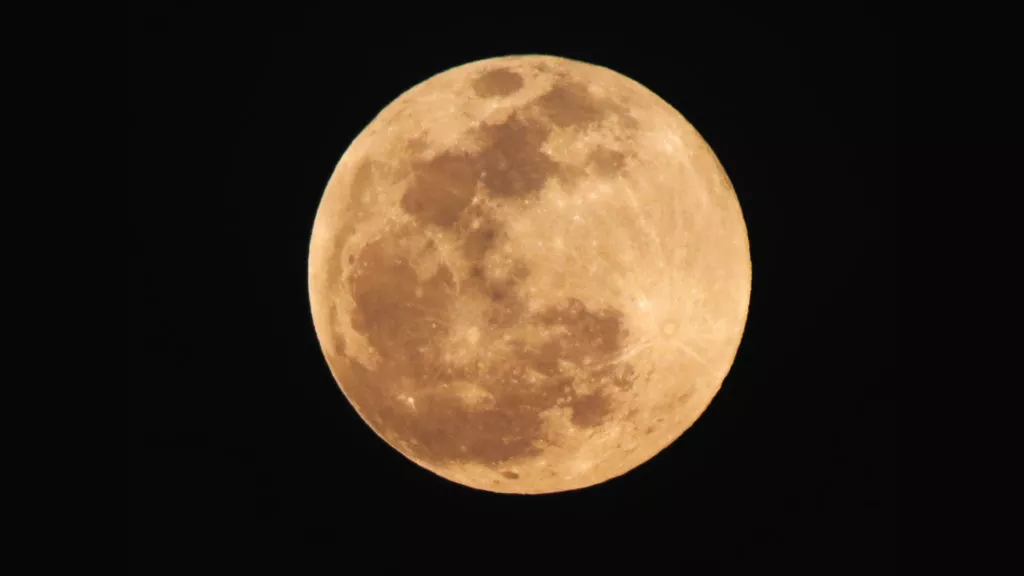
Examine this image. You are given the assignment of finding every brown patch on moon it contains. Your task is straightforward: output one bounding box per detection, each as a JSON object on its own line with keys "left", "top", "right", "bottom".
{"left": 400, "top": 110, "right": 569, "bottom": 221}
{"left": 350, "top": 158, "right": 377, "bottom": 196}
{"left": 326, "top": 310, "right": 347, "bottom": 359}
{"left": 586, "top": 146, "right": 628, "bottom": 177}
{"left": 476, "top": 113, "right": 561, "bottom": 199}
{"left": 534, "top": 80, "right": 609, "bottom": 129}
{"left": 405, "top": 135, "right": 430, "bottom": 157}
{"left": 401, "top": 152, "right": 479, "bottom": 227}
{"left": 471, "top": 67, "right": 525, "bottom": 98}
{"left": 569, "top": 391, "right": 614, "bottom": 428}
{"left": 327, "top": 158, "right": 379, "bottom": 279}
{"left": 459, "top": 208, "right": 503, "bottom": 262}
{"left": 347, "top": 227, "right": 454, "bottom": 376}
{"left": 320, "top": 157, "right": 384, "bottom": 356}
{"left": 396, "top": 76, "right": 640, "bottom": 215}
{"left": 606, "top": 99, "right": 641, "bottom": 132}
{"left": 533, "top": 298, "right": 626, "bottom": 367}
{"left": 340, "top": 198, "right": 636, "bottom": 469}
{"left": 553, "top": 163, "right": 588, "bottom": 188}
{"left": 330, "top": 65, "right": 639, "bottom": 473}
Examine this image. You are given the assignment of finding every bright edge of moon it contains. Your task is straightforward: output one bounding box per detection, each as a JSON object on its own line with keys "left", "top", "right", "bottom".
{"left": 308, "top": 54, "right": 751, "bottom": 494}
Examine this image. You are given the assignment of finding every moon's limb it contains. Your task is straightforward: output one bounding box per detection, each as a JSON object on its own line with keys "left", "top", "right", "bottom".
{"left": 308, "top": 55, "right": 751, "bottom": 494}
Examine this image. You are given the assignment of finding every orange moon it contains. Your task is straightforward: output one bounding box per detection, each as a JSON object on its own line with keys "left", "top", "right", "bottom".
{"left": 308, "top": 55, "right": 751, "bottom": 494}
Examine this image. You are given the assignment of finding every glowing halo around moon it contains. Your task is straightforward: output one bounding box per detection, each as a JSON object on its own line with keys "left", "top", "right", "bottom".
{"left": 308, "top": 54, "right": 751, "bottom": 494}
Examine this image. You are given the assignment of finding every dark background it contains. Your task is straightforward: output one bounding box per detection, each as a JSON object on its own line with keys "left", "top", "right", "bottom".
{"left": 128, "top": 4, "right": 886, "bottom": 570}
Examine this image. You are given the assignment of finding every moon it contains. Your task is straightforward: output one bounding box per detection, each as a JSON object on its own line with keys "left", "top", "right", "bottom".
{"left": 308, "top": 55, "right": 751, "bottom": 494}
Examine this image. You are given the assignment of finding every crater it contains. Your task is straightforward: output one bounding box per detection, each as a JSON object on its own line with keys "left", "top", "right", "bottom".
{"left": 472, "top": 68, "right": 525, "bottom": 98}
{"left": 501, "top": 470, "right": 520, "bottom": 480}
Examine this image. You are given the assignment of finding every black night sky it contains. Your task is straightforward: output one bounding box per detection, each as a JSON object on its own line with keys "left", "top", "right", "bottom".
{"left": 128, "top": 5, "right": 887, "bottom": 570}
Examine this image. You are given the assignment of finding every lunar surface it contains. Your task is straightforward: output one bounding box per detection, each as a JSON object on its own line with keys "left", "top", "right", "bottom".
{"left": 308, "top": 55, "right": 751, "bottom": 494}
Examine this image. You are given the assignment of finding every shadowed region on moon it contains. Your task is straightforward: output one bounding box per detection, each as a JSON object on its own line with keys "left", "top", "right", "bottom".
{"left": 401, "top": 152, "right": 479, "bottom": 227}
{"left": 402, "top": 74, "right": 638, "bottom": 209}
{"left": 342, "top": 222, "right": 637, "bottom": 469}
{"left": 471, "top": 68, "right": 525, "bottom": 98}
{"left": 534, "top": 80, "right": 610, "bottom": 128}
{"left": 586, "top": 146, "right": 628, "bottom": 177}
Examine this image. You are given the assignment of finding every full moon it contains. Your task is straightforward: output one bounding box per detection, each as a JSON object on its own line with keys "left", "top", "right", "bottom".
{"left": 308, "top": 55, "right": 751, "bottom": 494}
